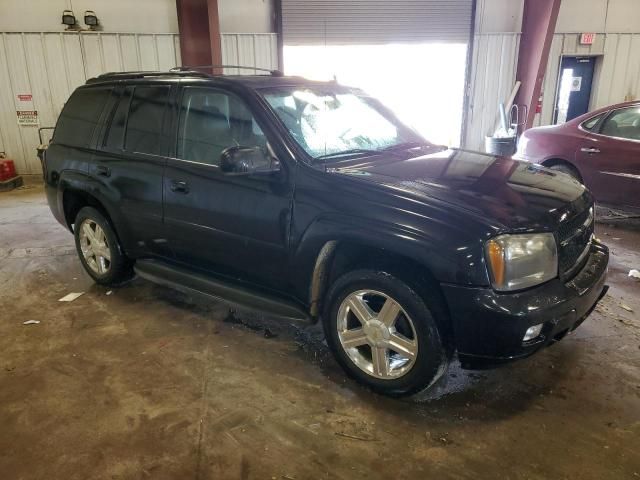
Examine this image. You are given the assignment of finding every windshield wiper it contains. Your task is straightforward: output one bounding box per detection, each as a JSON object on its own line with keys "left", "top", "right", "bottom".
{"left": 314, "top": 148, "right": 381, "bottom": 161}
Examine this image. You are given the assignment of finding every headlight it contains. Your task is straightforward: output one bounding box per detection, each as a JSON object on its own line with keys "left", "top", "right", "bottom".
{"left": 485, "top": 233, "right": 557, "bottom": 291}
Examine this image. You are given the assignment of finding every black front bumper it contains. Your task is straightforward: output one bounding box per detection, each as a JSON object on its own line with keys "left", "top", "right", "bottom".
{"left": 442, "top": 241, "right": 609, "bottom": 369}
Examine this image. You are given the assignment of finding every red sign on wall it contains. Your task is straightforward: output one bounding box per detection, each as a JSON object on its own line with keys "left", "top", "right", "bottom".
{"left": 580, "top": 33, "right": 596, "bottom": 45}
{"left": 17, "top": 94, "right": 32, "bottom": 101}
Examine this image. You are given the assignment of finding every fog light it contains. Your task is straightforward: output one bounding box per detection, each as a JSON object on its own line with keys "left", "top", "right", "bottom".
{"left": 523, "top": 324, "right": 544, "bottom": 342}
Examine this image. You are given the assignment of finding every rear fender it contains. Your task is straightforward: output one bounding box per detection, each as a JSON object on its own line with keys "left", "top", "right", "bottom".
{"left": 57, "top": 170, "right": 134, "bottom": 248}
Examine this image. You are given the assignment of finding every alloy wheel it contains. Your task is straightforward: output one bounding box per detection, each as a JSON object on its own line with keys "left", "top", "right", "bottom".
{"left": 78, "top": 219, "right": 112, "bottom": 275}
{"left": 337, "top": 289, "right": 418, "bottom": 379}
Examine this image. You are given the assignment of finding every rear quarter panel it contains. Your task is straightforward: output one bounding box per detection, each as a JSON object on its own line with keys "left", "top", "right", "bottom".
{"left": 516, "top": 124, "right": 586, "bottom": 173}
{"left": 44, "top": 143, "right": 91, "bottom": 228}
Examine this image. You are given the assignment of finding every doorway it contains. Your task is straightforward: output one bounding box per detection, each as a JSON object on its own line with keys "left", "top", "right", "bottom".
{"left": 553, "top": 56, "right": 597, "bottom": 124}
{"left": 282, "top": 43, "right": 468, "bottom": 146}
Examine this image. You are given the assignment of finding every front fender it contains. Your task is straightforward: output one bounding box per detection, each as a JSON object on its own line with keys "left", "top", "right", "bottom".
{"left": 289, "top": 213, "right": 490, "bottom": 302}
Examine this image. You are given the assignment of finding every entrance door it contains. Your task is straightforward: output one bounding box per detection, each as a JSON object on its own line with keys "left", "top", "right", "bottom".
{"left": 553, "top": 56, "right": 596, "bottom": 124}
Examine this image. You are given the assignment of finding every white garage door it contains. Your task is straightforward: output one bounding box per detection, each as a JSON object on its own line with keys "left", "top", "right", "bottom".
{"left": 281, "top": 1, "right": 474, "bottom": 147}
{"left": 282, "top": 0, "right": 473, "bottom": 45}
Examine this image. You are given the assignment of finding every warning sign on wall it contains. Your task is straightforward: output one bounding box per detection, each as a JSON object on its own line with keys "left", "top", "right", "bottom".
{"left": 17, "top": 94, "right": 33, "bottom": 102}
{"left": 16, "top": 110, "right": 39, "bottom": 126}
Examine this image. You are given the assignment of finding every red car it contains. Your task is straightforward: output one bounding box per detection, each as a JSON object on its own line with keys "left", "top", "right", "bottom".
{"left": 515, "top": 101, "right": 640, "bottom": 210}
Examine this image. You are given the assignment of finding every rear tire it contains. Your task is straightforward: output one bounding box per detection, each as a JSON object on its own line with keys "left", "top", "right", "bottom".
{"left": 323, "top": 269, "right": 448, "bottom": 397}
{"left": 74, "top": 206, "right": 132, "bottom": 286}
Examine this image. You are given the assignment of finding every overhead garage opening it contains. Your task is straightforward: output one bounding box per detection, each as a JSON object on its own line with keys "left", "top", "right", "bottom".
{"left": 280, "top": 0, "right": 474, "bottom": 147}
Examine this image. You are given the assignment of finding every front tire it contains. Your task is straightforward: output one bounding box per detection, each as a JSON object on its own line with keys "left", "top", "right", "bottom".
{"left": 323, "top": 270, "right": 448, "bottom": 397}
{"left": 74, "top": 206, "right": 132, "bottom": 286}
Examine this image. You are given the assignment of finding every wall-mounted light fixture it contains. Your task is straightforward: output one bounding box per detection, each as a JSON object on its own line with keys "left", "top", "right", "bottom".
{"left": 61, "top": 10, "right": 77, "bottom": 29}
{"left": 84, "top": 10, "right": 99, "bottom": 29}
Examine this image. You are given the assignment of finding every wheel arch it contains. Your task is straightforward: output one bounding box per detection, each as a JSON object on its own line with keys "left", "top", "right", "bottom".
{"left": 59, "top": 180, "right": 129, "bottom": 256}
{"left": 541, "top": 157, "right": 583, "bottom": 182}
{"left": 308, "top": 239, "right": 454, "bottom": 348}
{"left": 62, "top": 188, "right": 112, "bottom": 231}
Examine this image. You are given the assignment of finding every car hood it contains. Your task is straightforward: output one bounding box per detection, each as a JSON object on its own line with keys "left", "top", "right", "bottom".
{"left": 326, "top": 148, "right": 591, "bottom": 232}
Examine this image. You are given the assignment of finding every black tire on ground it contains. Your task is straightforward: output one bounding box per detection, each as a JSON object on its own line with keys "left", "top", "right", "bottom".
{"left": 323, "top": 269, "right": 449, "bottom": 397}
{"left": 548, "top": 162, "right": 581, "bottom": 181}
{"left": 73, "top": 206, "right": 133, "bottom": 286}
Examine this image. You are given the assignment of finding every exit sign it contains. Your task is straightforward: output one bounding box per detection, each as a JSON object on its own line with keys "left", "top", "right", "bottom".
{"left": 580, "top": 33, "right": 596, "bottom": 45}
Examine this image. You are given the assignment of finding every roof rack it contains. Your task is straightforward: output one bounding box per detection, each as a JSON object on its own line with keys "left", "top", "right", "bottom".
{"left": 87, "top": 70, "right": 211, "bottom": 83}
{"left": 170, "top": 65, "right": 284, "bottom": 76}
{"left": 86, "top": 65, "right": 284, "bottom": 84}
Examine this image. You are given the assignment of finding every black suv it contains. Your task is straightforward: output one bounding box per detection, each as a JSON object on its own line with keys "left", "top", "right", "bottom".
{"left": 44, "top": 69, "right": 609, "bottom": 396}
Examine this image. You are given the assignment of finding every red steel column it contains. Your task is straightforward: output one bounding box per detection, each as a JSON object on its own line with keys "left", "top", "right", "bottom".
{"left": 175, "top": 0, "right": 222, "bottom": 70}
{"left": 514, "top": 0, "right": 561, "bottom": 130}
{"left": 206, "top": 0, "right": 223, "bottom": 72}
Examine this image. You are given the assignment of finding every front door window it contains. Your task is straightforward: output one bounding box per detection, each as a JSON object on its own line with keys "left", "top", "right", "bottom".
{"left": 176, "top": 88, "right": 268, "bottom": 166}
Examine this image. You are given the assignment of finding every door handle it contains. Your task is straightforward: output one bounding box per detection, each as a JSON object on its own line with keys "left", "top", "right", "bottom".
{"left": 580, "top": 147, "right": 600, "bottom": 154}
{"left": 95, "top": 165, "right": 111, "bottom": 177}
{"left": 170, "top": 180, "right": 189, "bottom": 193}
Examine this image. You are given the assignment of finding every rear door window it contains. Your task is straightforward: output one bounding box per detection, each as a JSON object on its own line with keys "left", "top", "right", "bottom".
{"left": 122, "top": 85, "right": 170, "bottom": 156}
{"left": 599, "top": 107, "right": 640, "bottom": 140}
{"left": 54, "top": 87, "right": 112, "bottom": 147}
{"left": 103, "top": 87, "right": 132, "bottom": 150}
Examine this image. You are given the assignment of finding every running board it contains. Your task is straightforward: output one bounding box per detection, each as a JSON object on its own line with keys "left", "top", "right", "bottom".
{"left": 134, "top": 259, "right": 310, "bottom": 322}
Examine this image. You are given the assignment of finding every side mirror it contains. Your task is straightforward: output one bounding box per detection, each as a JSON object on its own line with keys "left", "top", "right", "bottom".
{"left": 220, "top": 146, "right": 280, "bottom": 175}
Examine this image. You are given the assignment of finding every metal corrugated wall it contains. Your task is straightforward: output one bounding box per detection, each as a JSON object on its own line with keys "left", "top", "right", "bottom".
{"left": 464, "top": 33, "right": 521, "bottom": 151}
{"left": 0, "top": 32, "right": 181, "bottom": 175}
{"left": 282, "top": 0, "right": 473, "bottom": 44}
{"left": 537, "top": 33, "right": 640, "bottom": 127}
{"left": 221, "top": 34, "right": 279, "bottom": 74}
{"left": 0, "top": 31, "right": 276, "bottom": 175}
{"left": 595, "top": 34, "right": 640, "bottom": 105}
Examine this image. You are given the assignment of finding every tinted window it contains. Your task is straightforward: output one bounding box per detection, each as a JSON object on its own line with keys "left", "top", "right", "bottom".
{"left": 176, "top": 87, "right": 267, "bottom": 165}
{"left": 103, "top": 87, "right": 132, "bottom": 150}
{"left": 124, "top": 86, "right": 170, "bottom": 155}
{"left": 600, "top": 107, "right": 640, "bottom": 140}
{"left": 54, "top": 88, "right": 111, "bottom": 147}
{"left": 581, "top": 114, "right": 603, "bottom": 131}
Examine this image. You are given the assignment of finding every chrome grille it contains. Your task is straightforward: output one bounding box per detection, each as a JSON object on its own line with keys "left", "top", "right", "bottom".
{"left": 557, "top": 206, "right": 594, "bottom": 277}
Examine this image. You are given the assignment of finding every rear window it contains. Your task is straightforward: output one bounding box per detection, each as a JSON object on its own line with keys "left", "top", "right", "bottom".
{"left": 101, "top": 85, "right": 170, "bottom": 156}
{"left": 53, "top": 88, "right": 112, "bottom": 147}
{"left": 103, "top": 87, "right": 132, "bottom": 150}
{"left": 124, "top": 86, "right": 170, "bottom": 156}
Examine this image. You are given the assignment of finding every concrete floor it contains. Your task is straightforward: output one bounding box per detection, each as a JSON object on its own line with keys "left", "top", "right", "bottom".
{"left": 1, "top": 184, "right": 639, "bottom": 480}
